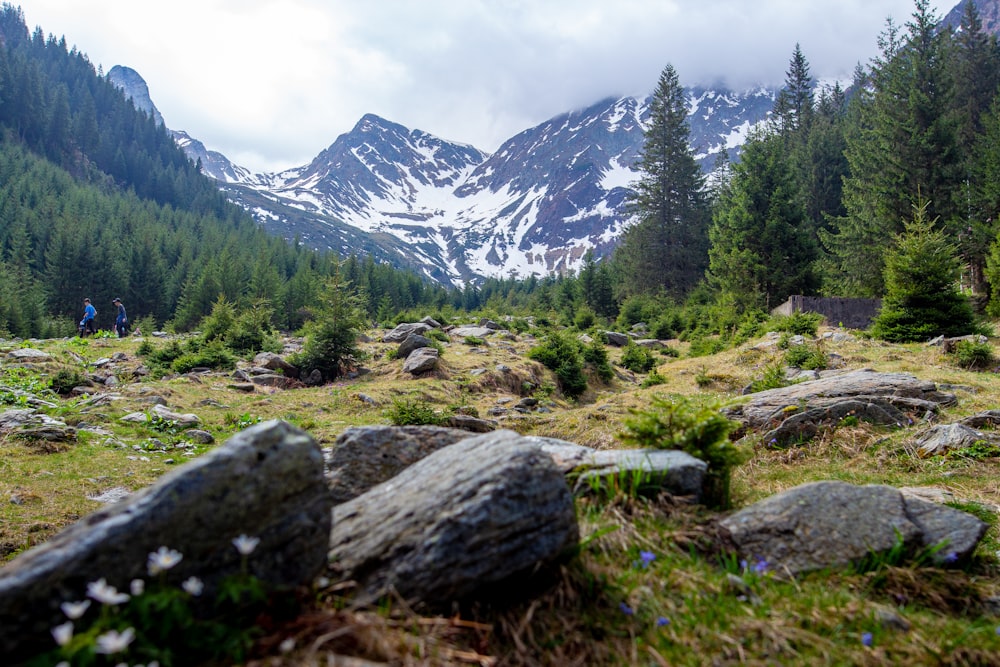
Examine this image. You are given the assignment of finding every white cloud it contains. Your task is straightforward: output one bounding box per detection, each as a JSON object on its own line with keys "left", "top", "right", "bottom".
{"left": 19, "top": 0, "right": 924, "bottom": 173}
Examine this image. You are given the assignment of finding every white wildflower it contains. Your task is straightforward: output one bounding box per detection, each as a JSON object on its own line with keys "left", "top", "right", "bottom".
{"left": 147, "top": 546, "right": 183, "bottom": 575}
{"left": 279, "top": 637, "right": 296, "bottom": 653}
{"left": 60, "top": 599, "right": 91, "bottom": 619}
{"left": 86, "top": 578, "right": 130, "bottom": 605}
{"left": 232, "top": 534, "right": 260, "bottom": 556}
{"left": 181, "top": 576, "right": 204, "bottom": 596}
{"left": 130, "top": 578, "right": 145, "bottom": 596}
{"left": 94, "top": 627, "right": 135, "bottom": 654}
{"left": 51, "top": 621, "right": 73, "bottom": 646}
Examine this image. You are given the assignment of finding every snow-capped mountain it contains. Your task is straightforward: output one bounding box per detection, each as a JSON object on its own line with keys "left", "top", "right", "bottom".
{"left": 109, "top": 66, "right": 775, "bottom": 287}
{"left": 218, "top": 89, "right": 773, "bottom": 286}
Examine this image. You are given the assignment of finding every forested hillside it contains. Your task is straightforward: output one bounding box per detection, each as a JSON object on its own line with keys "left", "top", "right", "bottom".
{"left": 0, "top": 4, "right": 446, "bottom": 337}
{"left": 4, "top": 0, "right": 1000, "bottom": 350}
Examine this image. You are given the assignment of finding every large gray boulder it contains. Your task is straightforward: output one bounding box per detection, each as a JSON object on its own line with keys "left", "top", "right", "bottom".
{"left": 726, "top": 370, "right": 957, "bottom": 444}
{"left": 325, "top": 425, "right": 473, "bottom": 504}
{"left": 397, "top": 333, "right": 433, "bottom": 359}
{"left": 914, "top": 423, "right": 992, "bottom": 457}
{"left": 383, "top": 322, "right": 430, "bottom": 343}
{"left": 327, "top": 430, "right": 578, "bottom": 607}
{"left": 253, "top": 352, "right": 300, "bottom": 379}
{"left": 451, "top": 326, "right": 495, "bottom": 339}
{"left": 720, "top": 481, "right": 987, "bottom": 576}
{"left": 0, "top": 420, "right": 331, "bottom": 662}
{"left": 326, "top": 426, "right": 708, "bottom": 505}
{"left": 6, "top": 348, "right": 51, "bottom": 362}
{"left": 402, "top": 346, "right": 439, "bottom": 374}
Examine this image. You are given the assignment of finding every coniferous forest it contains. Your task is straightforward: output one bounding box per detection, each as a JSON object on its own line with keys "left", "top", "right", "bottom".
{"left": 1, "top": 0, "right": 999, "bottom": 348}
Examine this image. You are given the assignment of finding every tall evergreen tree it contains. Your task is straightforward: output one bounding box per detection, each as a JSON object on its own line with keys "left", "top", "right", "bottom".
{"left": 949, "top": 0, "right": 1000, "bottom": 292}
{"left": 708, "top": 131, "right": 817, "bottom": 310}
{"left": 613, "top": 64, "right": 709, "bottom": 299}
{"left": 822, "top": 1, "right": 959, "bottom": 296}
{"left": 772, "top": 43, "right": 814, "bottom": 138}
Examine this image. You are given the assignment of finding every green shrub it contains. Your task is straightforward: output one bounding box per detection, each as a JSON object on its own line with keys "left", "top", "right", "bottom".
{"left": 783, "top": 343, "right": 827, "bottom": 370}
{"left": 660, "top": 346, "right": 680, "bottom": 358}
{"left": 620, "top": 343, "right": 657, "bottom": 373}
{"left": 463, "top": 336, "right": 486, "bottom": 346}
{"left": 746, "top": 362, "right": 790, "bottom": 393}
{"left": 528, "top": 331, "right": 588, "bottom": 398}
{"left": 582, "top": 339, "right": 614, "bottom": 383}
{"left": 385, "top": 397, "right": 448, "bottom": 426}
{"left": 49, "top": 367, "right": 87, "bottom": 395}
{"left": 768, "top": 310, "right": 823, "bottom": 337}
{"left": 641, "top": 370, "right": 666, "bottom": 388}
{"left": 949, "top": 340, "right": 995, "bottom": 370}
{"left": 618, "top": 395, "right": 743, "bottom": 509}
{"left": 146, "top": 341, "right": 186, "bottom": 367}
{"left": 427, "top": 328, "right": 449, "bottom": 342}
{"left": 171, "top": 340, "right": 236, "bottom": 373}
{"left": 574, "top": 307, "right": 597, "bottom": 330}
{"left": 687, "top": 335, "right": 725, "bottom": 358}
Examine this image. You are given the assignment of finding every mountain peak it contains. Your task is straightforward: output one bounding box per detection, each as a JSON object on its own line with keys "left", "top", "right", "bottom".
{"left": 107, "top": 65, "right": 164, "bottom": 127}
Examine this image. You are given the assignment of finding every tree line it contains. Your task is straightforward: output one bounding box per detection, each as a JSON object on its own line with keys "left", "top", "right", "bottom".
{"left": 582, "top": 0, "right": 1000, "bottom": 342}
{"left": 0, "top": 4, "right": 454, "bottom": 338}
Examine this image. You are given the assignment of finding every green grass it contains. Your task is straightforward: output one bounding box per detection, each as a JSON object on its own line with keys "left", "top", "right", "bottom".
{"left": 4, "top": 329, "right": 1000, "bottom": 664}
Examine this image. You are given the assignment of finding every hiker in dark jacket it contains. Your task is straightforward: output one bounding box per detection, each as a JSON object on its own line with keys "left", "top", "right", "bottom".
{"left": 113, "top": 297, "right": 128, "bottom": 338}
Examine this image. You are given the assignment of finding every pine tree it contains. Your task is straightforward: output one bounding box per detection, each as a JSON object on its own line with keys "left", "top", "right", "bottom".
{"left": 870, "top": 197, "right": 975, "bottom": 342}
{"left": 708, "top": 131, "right": 816, "bottom": 310}
{"left": 823, "top": 2, "right": 960, "bottom": 296}
{"left": 613, "top": 64, "right": 709, "bottom": 299}
{"left": 950, "top": 0, "right": 1000, "bottom": 293}
{"left": 772, "top": 44, "right": 814, "bottom": 138}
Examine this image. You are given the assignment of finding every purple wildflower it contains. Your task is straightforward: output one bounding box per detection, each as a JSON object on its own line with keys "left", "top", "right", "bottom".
{"left": 634, "top": 550, "right": 656, "bottom": 568}
{"left": 656, "top": 616, "right": 670, "bottom": 627}
{"left": 861, "top": 632, "right": 873, "bottom": 647}
{"left": 619, "top": 602, "right": 634, "bottom": 615}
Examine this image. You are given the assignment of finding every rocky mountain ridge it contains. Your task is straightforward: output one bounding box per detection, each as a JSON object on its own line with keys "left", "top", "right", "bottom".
{"left": 108, "top": 65, "right": 775, "bottom": 287}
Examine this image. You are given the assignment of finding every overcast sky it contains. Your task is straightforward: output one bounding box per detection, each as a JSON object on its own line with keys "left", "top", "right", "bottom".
{"left": 20, "top": 0, "right": 932, "bottom": 173}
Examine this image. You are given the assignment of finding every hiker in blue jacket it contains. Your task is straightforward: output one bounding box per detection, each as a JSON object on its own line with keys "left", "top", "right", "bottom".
{"left": 79, "top": 298, "right": 96, "bottom": 337}
{"left": 113, "top": 297, "right": 128, "bottom": 338}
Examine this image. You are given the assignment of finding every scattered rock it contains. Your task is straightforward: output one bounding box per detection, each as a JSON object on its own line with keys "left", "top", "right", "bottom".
{"left": 445, "top": 414, "right": 498, "bottom": 433}
{"left": 325, "top": 425, "right": 472, "bottom": 504}
{"left": 87, "top": 487, "right": 131, "bottom": 504}
{"left": 402, "top": 347, "right": 439, "bottom": 374}
{"left": 451, "top": 326, "right": 495, "bottom": 338}
{"left": 383, "top": 322, "right": 430, "bottom": 343}
{"left": 250, "top": 374, "right": 298, "bottom": 389}
{"left": 603, "top": 331, "right": 630, "bottom": 347}
{"left": 913, "top": 423, "right": 992, "bottom": 457}
{"left": 6, "top": 348, "right": 50, "bottom": 362}
{"left": 719, "top": 481, "right": 987, "bottom": 576}
{"left": 253, "top": 352, "right": 300, "bottom": 379}
{"left": 419, "top": 316, "right": 442, "bottom": 329}
{"left": 726, "top": 370, "right": 956, "bottom": 444}
{"left": 0, "top": 420, "right": 332, "bottom": 662}
{"left": 353, "top": 393, "right": 380, "bottom": 407}
{"left": 398, "top": 333, "right": 433, "bottom": 359}
{"left": 184, "top": 429, "right": 215, "bottom": 444}
{"left": 957, "top": 410, "right": 1000, "bottom": 429}
{"left": 327, "top": 430, "right": 578, "bottom": 608}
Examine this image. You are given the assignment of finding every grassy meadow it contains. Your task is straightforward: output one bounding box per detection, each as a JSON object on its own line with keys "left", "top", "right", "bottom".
{"left": 2, "top": 324, "right": 1000, "bottom": 665}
